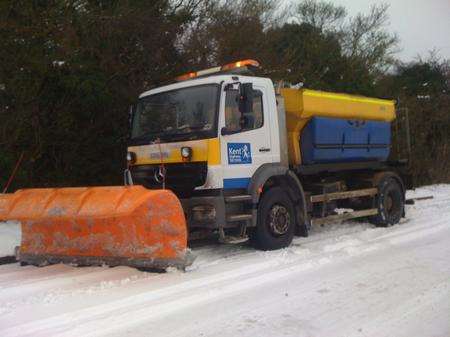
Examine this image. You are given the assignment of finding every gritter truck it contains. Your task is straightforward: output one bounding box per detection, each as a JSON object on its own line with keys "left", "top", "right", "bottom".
{"left": 0, "top": 59, "right": 409, "bottom": 269}
{"left": 126, "top": 59, "right": 408, "bottom": 251}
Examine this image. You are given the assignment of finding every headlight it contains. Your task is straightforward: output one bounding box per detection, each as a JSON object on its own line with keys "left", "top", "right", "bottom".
{"left": 127, "top": 151, "right": 136, "bottom": 165}
{"left": 181, "top": 147, "right": 192, "bottom": 160}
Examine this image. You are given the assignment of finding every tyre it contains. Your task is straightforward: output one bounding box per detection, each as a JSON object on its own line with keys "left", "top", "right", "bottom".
{"left": 250, "top": 187, "right": 296, "bottom": 250}
{"left": 370, "top": 177, "right": 404, "bottom": 227}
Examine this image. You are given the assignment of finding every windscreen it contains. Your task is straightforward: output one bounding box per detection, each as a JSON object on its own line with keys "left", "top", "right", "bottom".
{"left": 131, "top": 84, "right": 220, "bottom": 141}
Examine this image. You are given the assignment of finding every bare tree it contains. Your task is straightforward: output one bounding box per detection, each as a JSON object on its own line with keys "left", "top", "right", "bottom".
{"left": 292, "top": 1, "right": 399, "bottom": 75}
{"left": 179, "top": 0, "right": 282, "bottom": 68}
{"left": 343, "top": 4, "right": 399, "bottom": 73}
{"left": 293, "top": 0, "right": 346, "bottom": 32}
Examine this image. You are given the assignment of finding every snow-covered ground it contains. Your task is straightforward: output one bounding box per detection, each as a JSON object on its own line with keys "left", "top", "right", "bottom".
{"left": 0, "top": 221, "right": 20, "bottom": 257}
{"left": 0, "top": 185, "right": 449, "bottom": 337}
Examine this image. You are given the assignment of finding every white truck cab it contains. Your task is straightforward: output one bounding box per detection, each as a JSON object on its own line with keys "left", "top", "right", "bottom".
{"left": 130, "top": 73, "right": 283, "bottom": 191}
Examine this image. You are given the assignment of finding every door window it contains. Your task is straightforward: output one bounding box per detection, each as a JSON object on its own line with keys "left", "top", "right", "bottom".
{"left": 225, "top": 89, "right": 263, "bottom": 133}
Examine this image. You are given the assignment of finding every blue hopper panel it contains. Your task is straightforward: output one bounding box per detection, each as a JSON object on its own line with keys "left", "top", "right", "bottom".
{"left": 301, "top": 117, "right": 391, "bottom": 165}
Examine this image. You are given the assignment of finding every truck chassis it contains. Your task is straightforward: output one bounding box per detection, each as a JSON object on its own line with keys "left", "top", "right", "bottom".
{"left": 183, "top": 162, "right": 409, "bottom": 249}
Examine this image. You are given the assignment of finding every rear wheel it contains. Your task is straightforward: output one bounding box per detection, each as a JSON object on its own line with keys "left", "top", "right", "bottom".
{"left": 370, "top": 177, "right": 404, "bottom": 227}
{"left": 250, "top": 187, "right": 296, "bottom": 250}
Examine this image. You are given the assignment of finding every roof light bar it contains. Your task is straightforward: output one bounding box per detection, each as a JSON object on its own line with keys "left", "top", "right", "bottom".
{"left": 197, "top": 66, "right": 222, "bottom": 77}
{"left": 175, "top": 71, "right": 197, "bottom": 82}
{"left": 175, "top": 59, "right": 260, "bottom": 82}
{"left": 220, "top": 59, "right": 260, "bottom": 72}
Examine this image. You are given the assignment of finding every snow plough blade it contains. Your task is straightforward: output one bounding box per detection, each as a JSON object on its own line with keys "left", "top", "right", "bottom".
{"left": 0, "top": 186, "right": 191, "bottom": 270}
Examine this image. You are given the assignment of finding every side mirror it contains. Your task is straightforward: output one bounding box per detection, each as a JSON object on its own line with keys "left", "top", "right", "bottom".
{"left": 239, "top": 83, "right": 254, "bottom": 114}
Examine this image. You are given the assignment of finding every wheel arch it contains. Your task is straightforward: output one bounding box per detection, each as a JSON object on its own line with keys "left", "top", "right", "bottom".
{"left": 247, "top": 163, "right": 288, "bottom": 204}
{"left": 372, "top": 171, "right": 406, "bottom": 200}
{"left": 248, "top": 164, "right": 308, "bottom": 233}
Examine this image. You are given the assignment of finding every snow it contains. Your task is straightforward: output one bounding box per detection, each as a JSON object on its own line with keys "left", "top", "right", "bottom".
{"left": 0, "top": 221, "right": 20, "bottom": 256}
{"left": 0, "top": 185, "right": 449, "bottom": 337}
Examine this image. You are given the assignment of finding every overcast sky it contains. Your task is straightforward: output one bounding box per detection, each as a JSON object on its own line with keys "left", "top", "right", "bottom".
{"left": 296, "top": 0, "right": 450, "bottom": 62}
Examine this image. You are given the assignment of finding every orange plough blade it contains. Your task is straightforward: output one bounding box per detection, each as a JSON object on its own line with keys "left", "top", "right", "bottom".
{"left": 0, "top": 186, "right": 192, "bottom": 270}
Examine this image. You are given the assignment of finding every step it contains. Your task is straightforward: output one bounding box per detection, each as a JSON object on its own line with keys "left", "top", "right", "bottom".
{"left": 225, "top": 195, "right": 253, "bottom": 203}
{"left": 219, "top": 235, "right": 249, "bottom": 244}
{"left": 218, "top": 227, "right": 249, "bottom": 244}
{"left": 227, "top": 214, "right": 253, "bottom": 222}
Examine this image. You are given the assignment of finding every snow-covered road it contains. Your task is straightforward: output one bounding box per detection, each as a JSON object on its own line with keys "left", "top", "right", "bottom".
{"left": 0, "top": 185, "right": 449, "bottom": 337}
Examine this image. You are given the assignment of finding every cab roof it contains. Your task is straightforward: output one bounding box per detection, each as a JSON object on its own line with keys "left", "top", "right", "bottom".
{"left": 139, "top": 74, "right": 271, "bottom": 99}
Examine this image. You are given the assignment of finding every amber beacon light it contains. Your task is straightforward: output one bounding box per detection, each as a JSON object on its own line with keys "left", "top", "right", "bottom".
{"left": 175, "top": 59, "right": 260, "bottom": 82}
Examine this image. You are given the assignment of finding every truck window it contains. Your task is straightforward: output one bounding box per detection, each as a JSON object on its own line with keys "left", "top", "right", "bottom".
{"left": 225, "top": 89, "right": 263, "bottom": 132}
{"left": 131, "top": 84, "right": 220, "bottom": 141}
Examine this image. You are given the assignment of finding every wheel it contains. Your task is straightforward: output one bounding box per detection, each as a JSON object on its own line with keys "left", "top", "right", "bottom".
{"left": 250, "top": 187, "right": 296, "bottom": 250}
{"left": 370, "top": 177, "right": 404, "bottom": 227}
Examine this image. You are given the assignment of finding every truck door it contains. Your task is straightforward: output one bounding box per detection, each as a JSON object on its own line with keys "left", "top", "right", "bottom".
{"left": 220, "top": 82, "right": 272, "bottom": 190}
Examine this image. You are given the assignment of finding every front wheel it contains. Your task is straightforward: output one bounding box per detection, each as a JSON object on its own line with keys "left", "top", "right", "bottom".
{"left": 370, "top": 177, "right": 404, "bottom": 227}
{"left": 250, "top": 187, "right": 296, "bottom": 250}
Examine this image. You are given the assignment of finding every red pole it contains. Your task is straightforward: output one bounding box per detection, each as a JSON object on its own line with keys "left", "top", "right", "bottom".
{"left": 2, "top": 152, "right": 25, "bottom": 194}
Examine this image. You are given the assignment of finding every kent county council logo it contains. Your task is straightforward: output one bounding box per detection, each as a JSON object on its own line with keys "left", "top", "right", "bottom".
{"left": 227, "top": 143, "right": 252, "bottom": 164}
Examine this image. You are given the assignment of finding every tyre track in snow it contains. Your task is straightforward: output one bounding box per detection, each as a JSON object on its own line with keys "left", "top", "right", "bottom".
{"left": 2, "top": 201, "right": 449, "bottom": 337}
{"left": 0, "top": 265, "right": 98, "bottom": 286}
{"left": 5, "top": 222, "right": 449, "bottom": 337}
{"left": 0, "top": 266, "right": 146, "bottom": 303}
{"left": 0, "top": 266, "right": 153, "bottom": 318}
{"left": 1, "top": 254, "right": 313, "bottom": 336}
{"left": 0, "top": 186, "right": 449, "bottom": 336}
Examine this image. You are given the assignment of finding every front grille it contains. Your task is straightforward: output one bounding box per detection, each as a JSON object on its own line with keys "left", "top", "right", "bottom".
{"left": 130, "top": 162, "right": 208, "bottom": 198}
